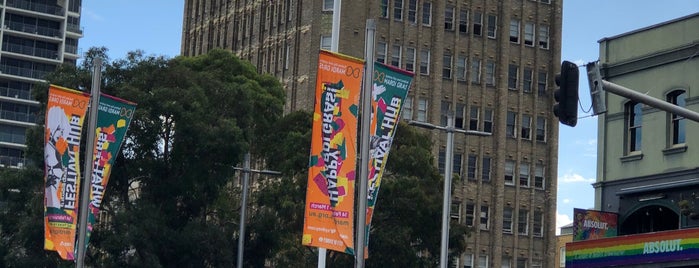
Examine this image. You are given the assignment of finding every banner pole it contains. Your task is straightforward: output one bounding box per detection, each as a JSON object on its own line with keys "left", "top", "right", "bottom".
{"left": 355, "top": 19, "right": 375, "bottom": 268}
{"left": 76, "top": 58, "right": 102, "bottom": 267}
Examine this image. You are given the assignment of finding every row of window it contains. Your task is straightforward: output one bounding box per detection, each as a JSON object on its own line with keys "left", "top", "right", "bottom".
{"left": 505, "top": 160, "right": 546, "bottom": 189}
{"left": 455, "top": 254, "right": 543, "bottom": 268}
{"left": 377, "top": 0, "right": 551, "bottom": 51}
{"left": 506, "top": 111, "right": 548, "bottom": 142}
{"left": 625, "top": 89, "right": 687, "bottom": 154}
{"left": 453, "top": 203, "right": 545, "bottom": 237}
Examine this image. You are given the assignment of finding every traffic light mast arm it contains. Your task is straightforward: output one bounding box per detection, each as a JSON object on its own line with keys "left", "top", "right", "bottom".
{"left": 587, "top": 61, "right": 699, "bottom": 123}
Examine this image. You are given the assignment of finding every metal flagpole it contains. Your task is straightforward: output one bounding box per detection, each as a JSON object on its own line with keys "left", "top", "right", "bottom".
{"left": 355, "top": 18, "right": 375, "bottom": 268}
{"left": 318, "top": 0, "right": 342, "bottom": 266}
{"left": 76, "top": 58, "right": 102, "bottom": 267}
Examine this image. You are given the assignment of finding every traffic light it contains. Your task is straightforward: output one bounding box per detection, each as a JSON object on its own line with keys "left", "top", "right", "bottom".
{"left": 553, "top": 60, "right": 579, "bottom": 127}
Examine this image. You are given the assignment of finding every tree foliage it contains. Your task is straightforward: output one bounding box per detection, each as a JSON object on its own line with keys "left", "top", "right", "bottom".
{"left": 0, "top": 47, "right": 469, "bottom": 267}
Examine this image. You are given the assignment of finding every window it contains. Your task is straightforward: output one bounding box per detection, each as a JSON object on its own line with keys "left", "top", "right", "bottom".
{"left": 524, "top": 22, "right": 535, "bottom": 46}
{"left": 464, "top": 253, "right": 474, "bottom": 268}
{"left": 560, "top": 247, "right": 566, "bottom": 267}
{"left": 485, "top": 61, "right": 496, "bottom": 86}
{"left": 537, "top": 71, "right": 547, "bottom": 96}
{"left": 443, "top": 52, "right": 453, "bottom": 79}
{"left": 394, "top": 0, "right": 403, "bottom": 21}
{"left": 420, "top": 49, "right": 430, "bottom": 75}
{"left": 376, "top": 42, "right": 387, "bottom": 63}
{"left": 509, "top": 19, "right": 520, "bottom": 43}
{"left": 482, "top": 156, "right": 491, "bottom": 182}
{"left": 478, "top": 255, "right": 489, "bottom": 268}
{"left": 502, "top": 257, "right": 512, "bottom": 268}
{"left": 534, "top": 164, "right": 544, "bottom": 189}
{"left": 422, "top": 2, "right": 432, "bottom": 26}
{"left": 444, "top": 6, "right": 455, "bottom": 30}
{"left": 668, "top": 90, "right": 686, "bottom": 145}
{"left": 503, "top": 207, "right": 513, "bottom": 233}
{"left": 505, "top": 160, "right": 515, "bottom": 185}
{"left": 483, "top": 109, "right": 493, "bottom": 133}
{"left": 531, "top": 261, "right": 542, "bottom": 268}
{"left": 417, "top": 98, "right": 428, "bottom": 121}
{"left": 506, "top": 112, "right": 517, "bottom": 138}
{"left": 320, "top": 35, "right": 332, "bottom": 50}
{"left": 536, "top": 117, "right": 546, "bottom": 142}
{"left": 380, "top": 0, "right": 389, "bottom": 18}
{"left": 533, "top": 211, "right": 543, "bottom": 237}
{"left": 471, "top": 58, "right": 481, "bottom": 83}
{"left": 459, "top": 9, "right": 468, "bottom": 33}
{"left": 517, "top": 259, "right": 527, "bottom": 268}
{"left": 487, "top": 15, "right": 497, "bottom": 38}
{"left": 469, "top": 106, "right": 479, "bottom": 131}
{"left": 454, "top": 153, "right": 463, "bottom": 177}
{"left": 519, "top": 162, "right": 530, "bottom": 187}
{"left": 456, "top": 104, "right": 466, "bottom": 129}
{"left": 473, "top": 11, "right": 483, "bottom": 36}
{"left": 451, "top": 202, "right": 461, "bottom": 221}
{"left": 465, "top": 204, "right": 475, "bottom": 227}
{"left": 521, "top": 115, "right": 531, "bottom": 140}
{"left": 523, "top": 68, "right": 533, "bottom": 93}
{"left": 323, "top": 0, "right": 334, "bottom": 11}
{"left": 480, "top": 205, "right": 489, "bottom": 230}
{"left": 402, "top": 97, "right": 413, "bottom": 119}
{"left": 467, "top": 154, "right": 477, "bottom": 180}
{"left": 518, "top": 209, "right": 528, "bottom": 235}
{"left": 285, "top": 45, "right": 291, "bottom": 70}
{"left": 405, "top": 47, "right": 416, "bottom": 72}
{"left": 391, "top": 44, "right": 402, "bottom": 67}
{"left": 407, "top": 0, "right": 417, "bottom": 23}
{"left": 456, "top": 56, "right": 467, "bottom": 81}
{"left": 626, "top": 102, "right": 642, "bottom": 152}
{"left": 508, "top": 64, "right": 519, "bottom": 90}
{"left": 538, "top": 25, "right": 549, "bottom": 49}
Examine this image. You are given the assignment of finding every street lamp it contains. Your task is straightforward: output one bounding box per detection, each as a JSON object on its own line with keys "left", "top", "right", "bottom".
{"left": 233, "top": 152, "right": 282, "bottom": 268}
{"left": 407, "top": 111, "right": 491, "bottom": 268}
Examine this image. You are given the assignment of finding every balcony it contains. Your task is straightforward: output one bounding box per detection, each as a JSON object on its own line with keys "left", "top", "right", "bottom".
{"left": 0, "top": 109, "right": 36, "bottom": 124}
{"left": 6, "top": 0, "right": 65, "bottom": 17}
{"left": 0, "top": 85, "right": 32, "bottom": 100}
{"left": 0, "top": 64, "right": 52, "bottom": 80}
{"left": 2, "top": 42, "right": 59, "bottom": 60}
{"left": 5, "top": 21, "right": 61, "bottom": 38}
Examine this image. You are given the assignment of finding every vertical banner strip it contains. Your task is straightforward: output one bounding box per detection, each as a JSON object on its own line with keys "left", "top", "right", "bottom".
{"left": 83, "top": 93, "right": 137, "bottom": 251}
{"left": 302, "top": 50, "right": 363, "bottom": 254}
{"left": 44, "top": 85, "right": 90, "bottom": 260}
{"left": 364, "top": 62, "right": 414, "bottom": 256}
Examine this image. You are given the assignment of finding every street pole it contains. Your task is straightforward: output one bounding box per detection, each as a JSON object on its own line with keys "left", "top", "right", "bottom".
{"left": 355, "top": 18, "right": 375, "bottom": 268}
{"left": 76, "top": 58, "right": 101, "bottom": 268}
{"left": 234, "top": 152, "right": 281, "bottom": 268}
{"left": 407, "top": 113, "right": 491, "bottom": 268}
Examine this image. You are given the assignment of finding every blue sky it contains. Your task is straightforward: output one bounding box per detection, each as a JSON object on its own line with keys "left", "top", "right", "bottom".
{"left": 79, "top": 1, "right": 699, "bottom": 233}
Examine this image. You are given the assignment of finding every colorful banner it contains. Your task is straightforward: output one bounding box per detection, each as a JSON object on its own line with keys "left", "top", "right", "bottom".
{"left": 566, "top": 228, "right": 699, "bottom": 267}
{"left": 302, "top": 50, "right": 363, "bottom": 254}
{"left": 363, "top": 62, "right": 413, "bottom": 255}
{"left": 83, "top": 93, "right": 136, "bottom": 251}
{"left": 573, "top": 208, "right": 618, "bottom": 241}
{"left": 44, "top": 85, "right": 90, "bottom": 260}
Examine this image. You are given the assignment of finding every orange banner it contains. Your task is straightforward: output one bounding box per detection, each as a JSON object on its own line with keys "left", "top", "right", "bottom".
{"left": 302, "top": 50, "right": 363, "bottom": 254}
{"left": 43, "top": 85, "right": 90, "bottom": 260}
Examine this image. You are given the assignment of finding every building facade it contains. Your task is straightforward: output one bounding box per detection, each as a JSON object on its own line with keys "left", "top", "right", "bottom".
{"left": 181, "top": 0, "right": 562, "bottom": 267}
{"left": 0, "top": 0, "right": 82, "bottom": 167}
{"left": 566, "top": 13, "right": 699, "bottom": 268}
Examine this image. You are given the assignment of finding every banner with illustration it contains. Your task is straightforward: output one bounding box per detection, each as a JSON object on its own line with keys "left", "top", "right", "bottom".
{"left": 363, "top": 62, "right": 413, "bottom": 255}
{"left": 573, "top": 208, "right": 618, "bottom": 241}
{"left": 44, "top": 85, "right": 90, "bottom": 260}
{"left": 566, "top": 228, "right": 699, "bottom": 267}
{"left": 83, "top": 93, "right": 136, "bottom": 251}
{"left": 302, "top": 50, "right": 363, "bottom": 254}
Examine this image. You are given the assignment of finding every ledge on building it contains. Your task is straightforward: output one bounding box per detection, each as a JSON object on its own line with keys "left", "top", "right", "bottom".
{"left": 663, "top": 144, "right": 688, "bottom": 155}
{"left": 620, "top": 151, "right": 643, "bottom": 162}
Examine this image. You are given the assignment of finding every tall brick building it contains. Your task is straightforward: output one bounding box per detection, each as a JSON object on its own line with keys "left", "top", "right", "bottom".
{"left": 181, "top": 0, "right": 562, "bottom": 267}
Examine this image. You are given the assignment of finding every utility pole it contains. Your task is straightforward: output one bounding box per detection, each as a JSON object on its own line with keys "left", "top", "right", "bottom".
{"left": 234, "top": 152, "right": 281, "bottom": 268}
{"left": 408, "top": 112, "right": 490, "bottom": 268}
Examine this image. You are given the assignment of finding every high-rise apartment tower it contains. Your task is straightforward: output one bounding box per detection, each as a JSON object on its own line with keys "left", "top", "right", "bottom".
{"left": 0, "top": 0, "right": 83, "bottom": 167}
{"left": 182, "top": 1, "right": 562, "bottom": 267}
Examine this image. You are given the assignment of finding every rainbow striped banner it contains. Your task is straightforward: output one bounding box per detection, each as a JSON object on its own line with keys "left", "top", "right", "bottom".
{"left": 566, "top": 228, "right": 699, "bottom": 267}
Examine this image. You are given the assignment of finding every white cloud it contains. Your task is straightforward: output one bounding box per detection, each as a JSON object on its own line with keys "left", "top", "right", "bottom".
{"left": 560, "top": 173, "right": 595, "bottom": 183}
{"left": 556, "top": 212, "right": 573, "bottom": 235}
{"left": 573, "top": 59, "right": 586, "bottom": 67}
{"left": 563, "top": 198, "right": 571, "bottom": 204}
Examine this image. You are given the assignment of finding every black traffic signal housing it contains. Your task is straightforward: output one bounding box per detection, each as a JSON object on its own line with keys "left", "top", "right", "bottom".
{"left": 553, "top": 61, "right": 580, "bottom": 127}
